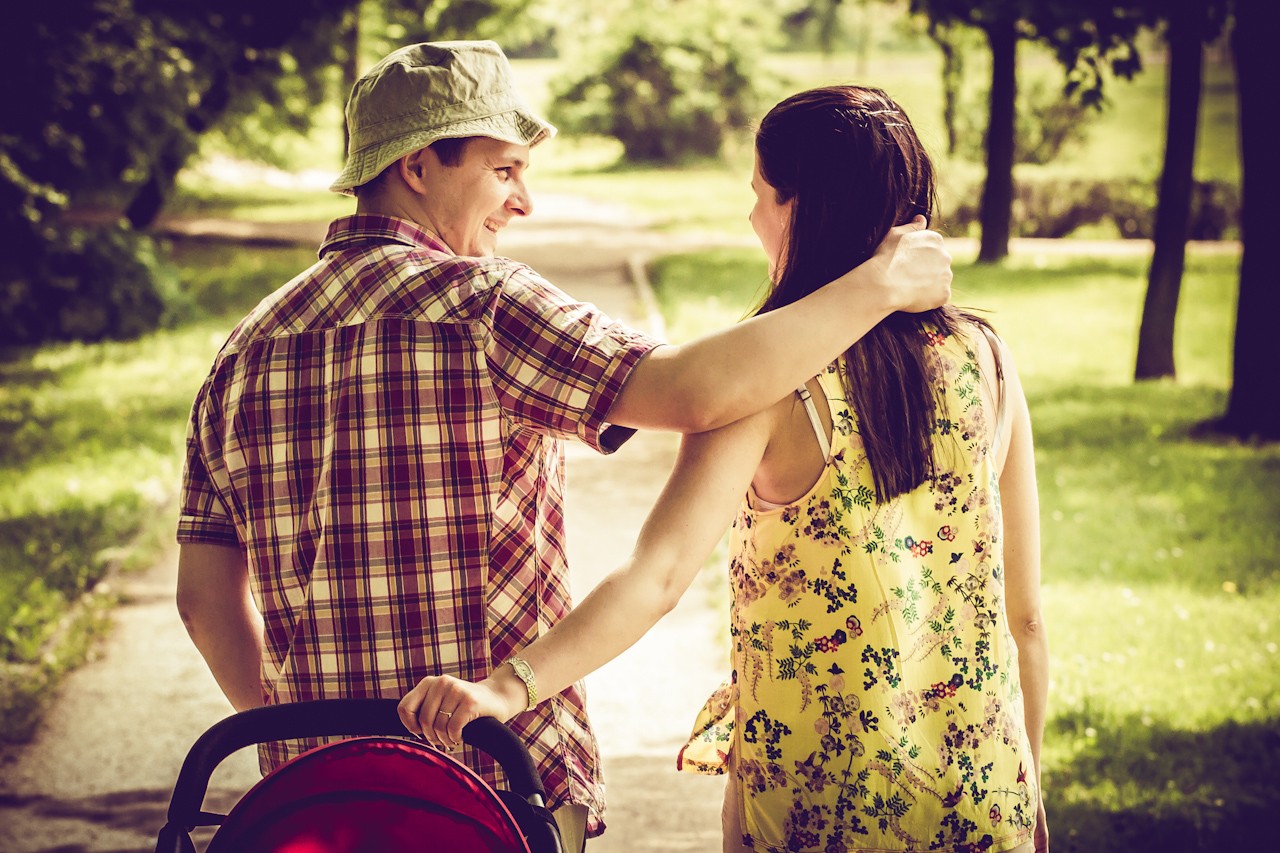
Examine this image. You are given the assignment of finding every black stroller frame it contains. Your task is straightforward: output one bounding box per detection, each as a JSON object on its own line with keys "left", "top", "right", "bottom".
{"left": 155, "top": 698, "right": 564, "bottom": 853}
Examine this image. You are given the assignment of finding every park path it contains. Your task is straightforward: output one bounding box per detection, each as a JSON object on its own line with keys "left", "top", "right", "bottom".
{"left": 0, "top": 197, "right": 738, "bottom": 852}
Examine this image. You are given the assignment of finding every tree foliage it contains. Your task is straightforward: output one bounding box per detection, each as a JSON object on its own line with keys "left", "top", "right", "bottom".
{"left": 547, "top": 0, "right": 771, "bottom": 163}
{"left": 947, "top": 76, "right": 1094, "bottom": 166}
{"left": 908, "top": 0, "right": 1144, "bottom": 262}
{"left": 380, "top": 0, "right": 554, "bottom": 55}
{"left": 0, "top": 0, "right": 354, "bottom": 345}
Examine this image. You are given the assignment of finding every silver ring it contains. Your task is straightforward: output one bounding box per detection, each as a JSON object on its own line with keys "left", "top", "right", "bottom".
{"left": 437, "top": 710, "right": 454, "bottom": 717}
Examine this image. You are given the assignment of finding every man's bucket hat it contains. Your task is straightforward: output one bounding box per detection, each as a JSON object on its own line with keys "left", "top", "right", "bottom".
{"left": 330, "top": 40, "right": 556, "bottom": 195}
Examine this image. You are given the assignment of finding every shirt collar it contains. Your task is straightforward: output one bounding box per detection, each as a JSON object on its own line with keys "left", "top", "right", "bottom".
{"left": 319, "top": 214, "right": 452, "bottom": 258}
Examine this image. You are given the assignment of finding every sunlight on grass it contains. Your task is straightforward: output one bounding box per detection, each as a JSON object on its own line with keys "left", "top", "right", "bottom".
{"left": 168, "top": 181, "right": 351, "bottom": 224}
{"left": 1045, "top": 583, "right": 1279, "bottom": 728}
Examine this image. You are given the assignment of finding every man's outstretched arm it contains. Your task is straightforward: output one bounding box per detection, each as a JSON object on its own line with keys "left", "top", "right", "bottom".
{"left": 606, "top": 217, "right": 951, "bottom": 433}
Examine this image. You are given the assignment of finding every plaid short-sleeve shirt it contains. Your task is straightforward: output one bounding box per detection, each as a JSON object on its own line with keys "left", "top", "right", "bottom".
{"left": 177, "top": 215, "right": 658, "bottom": 834}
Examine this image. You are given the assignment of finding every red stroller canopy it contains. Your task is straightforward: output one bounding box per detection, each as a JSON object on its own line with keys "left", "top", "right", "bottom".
{"left": 205, "top": 736, "right": 530, "bottom": 853}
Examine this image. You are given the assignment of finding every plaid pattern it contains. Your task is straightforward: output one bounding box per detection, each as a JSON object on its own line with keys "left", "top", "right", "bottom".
{"left": 178, "top": 215, "right": 657, "bottom": 833}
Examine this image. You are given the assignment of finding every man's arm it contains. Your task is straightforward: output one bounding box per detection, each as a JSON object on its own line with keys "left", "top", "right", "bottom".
{"left": 176, "top": 543, "right": 265, "bottom": 712}
{"left": 606, "top": 217, "right": 951, "bottom": 433}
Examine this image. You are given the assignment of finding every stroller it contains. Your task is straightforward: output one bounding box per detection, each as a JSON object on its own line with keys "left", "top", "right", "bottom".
{"left": 154, "top": 698, "right": 564, "bottom": 852}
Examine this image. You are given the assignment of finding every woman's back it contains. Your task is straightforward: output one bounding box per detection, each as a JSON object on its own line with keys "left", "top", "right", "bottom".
{"left": 680, "top": 323, "right": 1038, "bottom": 852}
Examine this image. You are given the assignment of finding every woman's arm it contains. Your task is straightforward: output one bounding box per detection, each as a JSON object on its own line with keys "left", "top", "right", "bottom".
{"left": 399, "top": 410, "right": 775, "bottom": 747}
{"left": 605, "top": 218, "right": 952, "bottom": 433}
{"left": 998, "top": 360, "right": 1050, "bottom": 851}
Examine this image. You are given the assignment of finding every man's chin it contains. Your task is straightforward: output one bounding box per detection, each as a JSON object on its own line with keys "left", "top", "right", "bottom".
{"left": 466, "top": 231, "right": 499, "bottom": 257}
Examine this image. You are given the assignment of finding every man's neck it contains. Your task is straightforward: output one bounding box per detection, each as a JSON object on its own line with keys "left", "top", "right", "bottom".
{"left": 355, "top": 197, "right": 453, "bottom": 253}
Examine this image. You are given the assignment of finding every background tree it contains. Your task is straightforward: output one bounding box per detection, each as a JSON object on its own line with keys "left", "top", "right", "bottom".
{"left": 547, "top": 0, "right": 770, "bottom": 163}
{"left": 908, "top": 0, "right": 1023, "bottom": 263}
{"left": 1222, "top": 0, "right": 1278, "bottom": 440}
{"left": 1134, "top": 1, "right": 1229, "bottom": 381}
{"left": 909, "top": 0, "right": 1142, "bottom": 262}
{"left": 923, "top": 18, "right": 969, "bottom": 156}
{"left": 0, "top": 1, "right": 354, "bottom": 346}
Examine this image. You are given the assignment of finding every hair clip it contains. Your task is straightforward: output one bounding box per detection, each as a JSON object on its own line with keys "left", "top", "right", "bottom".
{"left": 859, "top": 108, "right": 907, "bottom": 129}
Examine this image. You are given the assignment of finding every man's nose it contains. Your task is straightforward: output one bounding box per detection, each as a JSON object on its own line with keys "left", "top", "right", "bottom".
{"left": 507, "top": 181, "right": 533, "bottom": 218}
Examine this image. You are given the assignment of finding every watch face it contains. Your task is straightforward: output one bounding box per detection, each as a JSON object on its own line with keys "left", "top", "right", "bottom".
{"left": 508, "top": 658, "right": 536, "bottom": 709}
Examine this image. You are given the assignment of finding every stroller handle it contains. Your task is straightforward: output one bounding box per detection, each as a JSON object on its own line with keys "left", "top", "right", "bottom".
{"left": 161, "top": 699, "right": 547, "bottom": 833}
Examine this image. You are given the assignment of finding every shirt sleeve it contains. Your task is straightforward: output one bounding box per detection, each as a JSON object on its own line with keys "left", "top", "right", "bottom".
{"left": 176, "top": 381, "right": 240, "bottom": 547}
{"left": 484, "top": 264, "right": 660, "bottom": 454}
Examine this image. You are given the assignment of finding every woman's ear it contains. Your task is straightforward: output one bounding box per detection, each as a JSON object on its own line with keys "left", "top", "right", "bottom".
{"left": 780, "top": 196, "right": 795, "bottom": 230}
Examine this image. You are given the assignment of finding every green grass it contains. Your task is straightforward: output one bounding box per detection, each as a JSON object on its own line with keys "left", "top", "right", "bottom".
{"left": 648, "top": 245, "right": 1279, "bottom": 850}
{"left": 0, "top": 242, "right": 316, "bottom": 740}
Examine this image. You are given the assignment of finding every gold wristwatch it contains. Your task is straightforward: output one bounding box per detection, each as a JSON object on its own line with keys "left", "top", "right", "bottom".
{"left": 504, "top": 656, "right": 538, "bottom": 712}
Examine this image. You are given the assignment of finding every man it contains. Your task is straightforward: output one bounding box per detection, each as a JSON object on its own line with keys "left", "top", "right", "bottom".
{"left": 176, "top": 40, "right": 951, "bottom": 849}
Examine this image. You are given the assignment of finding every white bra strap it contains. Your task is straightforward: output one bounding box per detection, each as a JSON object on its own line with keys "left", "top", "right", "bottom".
{"left": 796, "top": 385, "right": 831, "bottom": 463}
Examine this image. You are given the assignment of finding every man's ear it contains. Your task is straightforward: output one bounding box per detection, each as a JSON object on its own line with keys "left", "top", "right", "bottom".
{"left": 398, "top": 148, "right": 432, "bottom": 194}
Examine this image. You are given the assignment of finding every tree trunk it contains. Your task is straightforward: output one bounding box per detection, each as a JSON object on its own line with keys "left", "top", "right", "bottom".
{"left": 977, "top": 18, "right": 1017, "bottom": 264}
{"left": 928, "top": 20, "right": 962, "bottom": 155}
{"left": 1134, "top": 9, "right": 1203, "bottom": 381}
{"left": 1223, "top": 0, "right": 1280, "bottom": 439}
{"left": 341, "top": 3, "right": 361, "bottom": 160}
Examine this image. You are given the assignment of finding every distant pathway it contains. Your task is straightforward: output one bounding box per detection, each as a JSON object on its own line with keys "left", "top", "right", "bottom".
{"left": 0, "top": 198, "right": 735, "bottom": 852}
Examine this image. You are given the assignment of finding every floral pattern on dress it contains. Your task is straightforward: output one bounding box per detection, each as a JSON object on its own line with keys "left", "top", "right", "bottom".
{"left": 679, "top": 327, "right": 1036, "bottom": 853}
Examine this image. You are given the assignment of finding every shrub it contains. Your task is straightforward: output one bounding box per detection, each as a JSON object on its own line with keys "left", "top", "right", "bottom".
{"left": 548, "top": 1, "right": 770, "bottom": 163}
{"left": 941, "top": 177, "right": 1239, "bottom": 240}
{"left": 953, "top": 78, "right": 1095, "bottom": 166}
{"left": 0, "top": 223, "right": 188, "bottom": 346}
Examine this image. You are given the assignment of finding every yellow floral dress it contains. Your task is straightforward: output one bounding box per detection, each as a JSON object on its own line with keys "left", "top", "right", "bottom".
{"left": 678, "top": 326, "right": 1037, "bottom": 852}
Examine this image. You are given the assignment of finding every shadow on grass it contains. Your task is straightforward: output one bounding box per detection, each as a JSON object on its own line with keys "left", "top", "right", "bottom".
{"left": 1046, "top": 712, "right": 1280, "bottom": 851}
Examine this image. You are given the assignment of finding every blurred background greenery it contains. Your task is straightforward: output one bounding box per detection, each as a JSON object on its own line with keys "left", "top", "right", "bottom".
{"left": 1, "top": 1, "right": 1275, "bottom": 849}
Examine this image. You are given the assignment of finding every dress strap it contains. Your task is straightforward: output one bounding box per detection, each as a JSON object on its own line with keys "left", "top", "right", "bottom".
{"left": 796, "top": 385, "right": 831, "bottom": 463}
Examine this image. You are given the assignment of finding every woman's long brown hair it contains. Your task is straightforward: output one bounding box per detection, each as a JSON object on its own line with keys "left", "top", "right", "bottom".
{"left": 755, "top": 85, "right": 994, "bottom": 503}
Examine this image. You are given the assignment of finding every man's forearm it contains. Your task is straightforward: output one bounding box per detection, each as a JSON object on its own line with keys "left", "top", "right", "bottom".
{"left": 612, "top": 266, "right": 893, "bottom": 432}
{"left": 176, "top": 543, "right": 265, "bottom": 712}
{"left": 605, "top": 219, "right": 950, "bottom": 433}
{"left": 670, "top": 273, "right": 891, "bottom": 430}
{"left": 183, "top": 603, "right": 265, "bottom": 711}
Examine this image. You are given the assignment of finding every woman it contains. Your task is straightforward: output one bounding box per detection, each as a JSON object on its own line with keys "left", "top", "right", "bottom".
{"left": 400, "top": 86, "right": 1049, "bottom": 853}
